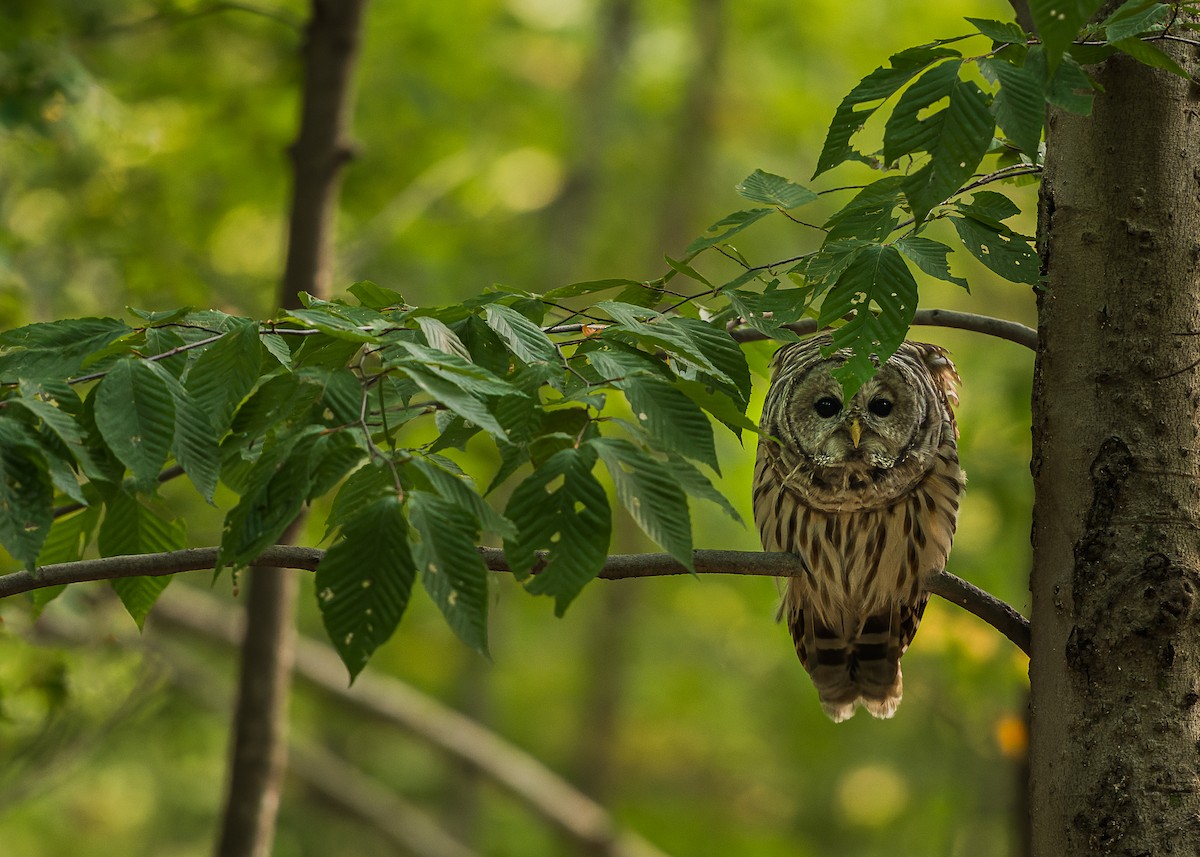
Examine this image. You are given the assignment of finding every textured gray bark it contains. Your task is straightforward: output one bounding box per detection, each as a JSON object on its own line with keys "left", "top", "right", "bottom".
{"left": 1029, "top": 41, "right": 1200, "bottom": 857}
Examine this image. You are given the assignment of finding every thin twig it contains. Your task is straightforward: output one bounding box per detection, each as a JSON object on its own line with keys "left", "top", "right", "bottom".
{"left": 1, "top": 545, "right": 1031, "bottom": 655}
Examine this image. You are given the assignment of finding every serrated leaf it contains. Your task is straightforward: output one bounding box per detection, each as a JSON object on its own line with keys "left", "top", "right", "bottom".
{"left": 823, "top": 177, "right": 906, "bottom": 244}
{"left": 185, "top": 319, "right": 263, "bottom": 434}
{"left": 140, "top": 362, "right": 221, "bottom": 503}
{"left": 0, "top": 419, "right": 54, "bottom": 568}
{"left": 408, "top": 457, "right": 516, "bottom": 539}
{"left": 665, "top": 452, "right": 744, "bottom": 523}
{"left": 483, "top": 303, "right": 559, "bottom": 366}
{"left": 981, "top": 56, "right": 1045, "bottom": 157}
{"left": 306, "top": 431, "right": 367, "bottom": 501}
{"left": 217, "top": 430, "right": 320, "bottom": 570}
{"left": 0, "top": 317, "right": 131, "bottom": 381}
{"left": 286, "top": 307, "right": 377, "bottom": 342}
{"left": 591, "top": 437, "right": 694, "bottom": 571}
{"left": 413, "top": 315, "right": 471, "bottom": 361}
{"left": 817, "top": 244, "right": 918, "bottom": 395}
{"left": 542, "top": 278, "right": 642, "bottom": 300}
{"left": 1102, "top": 0, "right": 1170, "bottom": 42}
{"left": 670, "top": 318, "right": 752, "bottom": 405}
{"left": 94, "top": 358, "right": 177, "bottom": 491}
{"left": 316, "top": 497, "right": 416, "bottom": 680}
{"left": 897, "top": 75, "right": 994, "bottom": 225}
{"left": 622, "top": 375, "right": 719, "bottom": 472}
{"left": 582, "top": 340, "right": 671, "bottom": 384}
{"left": 1045, "top": 51, "right": 1097, "bottom": 115}
{"left": 32, "top": 504, "right": 102, "bottom": 614}
{"left": 325, "top": 461, "right": 399, "bottom": 537}
{"left": 673, "top": 378, "right": 759, "bottom": 438}
{"left": 1111, "top": 37, "right": 1191, "bottom": 79}
{"left": 409, "top": 491, "right": 490, "bottom": 654}
{"left": 965, "top": 16, "right": 1029, "bottom": 43}
{"left": 814, "top": 46, "right": 961, "bottom": 177}
{"left": 503, "top": 446, "right": 611, "bottom": 614}
{"left": 1029, "top": 0, "right": 1106, "bottom": 74}
{"left": 12, "top": 382, "right": 98, "bottom": 477}
{"left": 98, "top": 489, "right": 186, "bottom": 628}
{"left": 954, "top": 190, "right": 1023, "bottom": 226}
{"left": 684, "top": 208, "right": 773, "bottom": 256}
{"left": 896, "top": 236, "right": 969, "bottom": 290}
{"left": 735, "top": 169, "right": 818, "bottom": 209}
{"left": 349, "top": 280, "right": 406, "bottom": 309}
{"left": 951, "top": 215, "right": 1042, "bottom": 285}
{"left": 882, "top": 60, "right": 963, "bottom": 162}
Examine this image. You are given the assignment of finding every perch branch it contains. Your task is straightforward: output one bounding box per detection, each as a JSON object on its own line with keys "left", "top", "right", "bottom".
{"left": 730, "top": 308, "right": 1037, "bottom": 351}
{"left": 1, "top": 546, "right": 1030, "bottom": 655}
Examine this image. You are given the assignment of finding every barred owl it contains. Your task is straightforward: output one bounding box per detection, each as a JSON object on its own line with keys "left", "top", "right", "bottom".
{"left": 753, "top": 335, "right": 964, "bottom": 722}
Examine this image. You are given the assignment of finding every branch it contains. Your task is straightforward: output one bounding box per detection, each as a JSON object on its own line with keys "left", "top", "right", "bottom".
{"left": 730, "top": 308, "right": 1038, "bottom": 352}
{"left": 2, "top": 545, "right": 1031, "bottom": 655}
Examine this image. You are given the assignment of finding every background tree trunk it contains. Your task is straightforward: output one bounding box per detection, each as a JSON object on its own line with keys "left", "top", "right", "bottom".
{"left": 1029, "top": 40, "right": 1200, "bottom": 857}
{"left": 216, "top": 2, "right": 366, "bottom": 855}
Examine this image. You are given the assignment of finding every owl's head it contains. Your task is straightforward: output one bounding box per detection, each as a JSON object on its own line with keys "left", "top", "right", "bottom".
{"left": 762, "top": 336, "right": 958, "bottom": 481}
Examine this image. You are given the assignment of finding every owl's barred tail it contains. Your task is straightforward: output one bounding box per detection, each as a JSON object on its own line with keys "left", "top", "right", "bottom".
{"left": 790, "top": 608, "right": 906, "bottom": 723}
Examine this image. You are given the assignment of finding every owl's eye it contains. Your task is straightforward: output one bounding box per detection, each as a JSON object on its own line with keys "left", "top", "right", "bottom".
{"left": 813, "top": 396, "right": 842, "bottom": 418}
{"left": 868, "top": 397, "right": 894, "bottom": 417}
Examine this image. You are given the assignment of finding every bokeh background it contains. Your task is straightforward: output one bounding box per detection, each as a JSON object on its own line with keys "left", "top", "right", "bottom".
{"left": 0, "top": 1, "right": 1035, "bottom": 855}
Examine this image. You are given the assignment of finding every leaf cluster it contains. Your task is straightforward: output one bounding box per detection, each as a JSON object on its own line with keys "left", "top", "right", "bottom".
{"left": 0, "top": 287, "right": 748, "bottom": 676}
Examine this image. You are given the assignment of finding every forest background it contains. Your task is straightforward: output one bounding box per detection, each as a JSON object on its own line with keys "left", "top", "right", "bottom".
{"left": 0, "top": 0, "right": 1035, "bottom": 855}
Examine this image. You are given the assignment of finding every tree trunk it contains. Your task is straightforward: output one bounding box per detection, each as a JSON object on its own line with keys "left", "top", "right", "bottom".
{"left": 1029, "top": 40, "right": 1200, "bottom": 857}
{"left": 216, "top": 2, "right": 366, "bottom": 855}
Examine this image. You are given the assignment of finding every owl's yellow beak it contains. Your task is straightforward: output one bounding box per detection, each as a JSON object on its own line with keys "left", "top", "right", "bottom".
{"left": 848, "top": 418, "right": 862, "bottom": 448}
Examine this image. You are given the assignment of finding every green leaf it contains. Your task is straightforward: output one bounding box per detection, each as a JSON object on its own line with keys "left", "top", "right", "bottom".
{"left": 286, "top": 307, "right": 377, "bottom": 343}
{"left": 94, "top": 358, "right": 177, "bottom": 491}
{"left": 814, "top": 46, "right": 961, "bottom": 177}
{"left": 953, "top": 190, "right": 1022, "bottom": 226}
{"left": 1043, "top": 51, "right": 1097, "bottom": 115}
{"left": 541, "top": 278, "right": 642, "bottom": 300}
{"left": 981, "top": 56, "right": 1045, "bottom": 157}
{"left": 217, "top": 430, "right": 319, "bottom": 570}
{"left": 0, "top": 317, "right": 131, "bottom": 381}
{"left": 664, "top": 254, "right": 713, "bottom": 287}
{"left": 32, "top": 504, "right": 102, "bottom": 614}
{"left": 408, "top": 457, "right": 516, "bottom": 539}
{"left": 823, "top": 177, "right": 905, "bottom": 244}
{"left": 817, "top": 244, "right": 918, "bottom": 395}
{"left": 1029, "top": 0, "right": 1106, "bottom": 73}
{"left": 684, "top": 208, "right": 773, "bottom": 256}
{"left": 664, "top": 452, "right": 744, "bottom": 524}
{"left": 409, "top": 491, "right": 490, "bottom": 654}
{"left": 896, "top": 236, "right": 969, "bottom": 290}
{"left": 965, "top": 17, "right": 1029, "bottom": 43}
{"left": 483, "top": 303, "right": 559, "bottom": 366}
{"left": 141, "top": 362, "right": 221, "bottom": 503}
{"left": 306, "top": 431, "right": 367, "bottom": 501}
{"left": 503, "top": 446, "right": 611, "bottom": 614}
{"left": 622, "top": 375, "right": 719, "bottom": 472}
{"left": 185, "top": 319, "right": 263, "bottom": 434}
{"left": 951, "top": 215, "right": 1042, "bottom": 285}
{"left": 1111, "top": 37, "right": 1192, "bottom": 79}
{"left": 397, "top": 363, "right": 514, "bottom": 442}
{"left": 98, "top": 489, "right": 186, "bottom": 628}
{"left": 349, "top": 280, "right": 406, "bottom": 309}
{"left": 882, "top": 60, "right": 963, "bottom": 162}
{"left": 670, "top": 318, "right": 752, "bottom": 405}
{"left": 325, "top": 461, "right": 399, "bottom": 537}
{"left": 414, "top": 315, "right": 471, "bottom": 360}
{"left": 884, "top": 66, "right": 993, "bottom": 224}
{"left": 591, "top": 437, "right": 694, "bottom": 571}
{"left": 0, "top": 419, "right": 54, "bottom": 568}
{"left": 735, "top": 169, "right": 818, "bottom": 209}
{"left": 316, "top": 497, "right": 416, "bottom": 680}
{"left": 1102, "top": 0, "right": 1171, "bottom": 42}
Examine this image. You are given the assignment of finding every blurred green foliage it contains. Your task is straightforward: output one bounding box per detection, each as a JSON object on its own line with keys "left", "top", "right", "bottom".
{"left": 0, "top": 0, "right": 1035, "bottom": 855}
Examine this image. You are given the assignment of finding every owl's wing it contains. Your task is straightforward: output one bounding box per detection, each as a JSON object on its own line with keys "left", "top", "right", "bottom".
{"left": 910, "top": 342, "right": 961, "bottom": 432}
